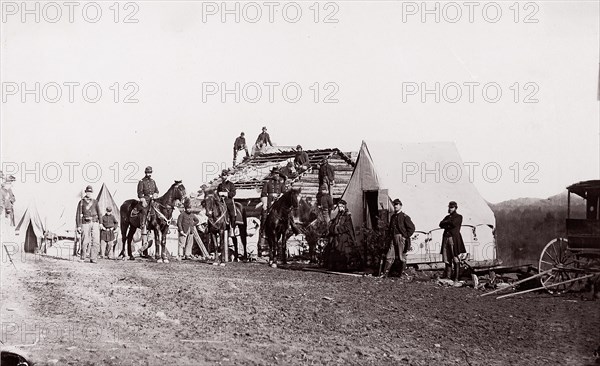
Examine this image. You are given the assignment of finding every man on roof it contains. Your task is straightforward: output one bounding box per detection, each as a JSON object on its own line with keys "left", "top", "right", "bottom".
{"left": 294, "top": 145, "right": 310, "bottom": 173}
{"left": 76, "top": 185, "right": 102, "bottom": 263}
{"left": 233, "top": 132, "right": 249, "bottom": 166}
{"left": 318, "top": 159, "right": 335, "bottom": 194}
{"left": 279, "top": 161, "right": 296, "bottom": 180}
{"left": 137, "top": 166, "right": 159, "bottom": 248}
{"left": 255, "top": 126, "right": 273, "bottom": 151}
{"left": 439, "top": 201, "right": 466, "bottom": 285}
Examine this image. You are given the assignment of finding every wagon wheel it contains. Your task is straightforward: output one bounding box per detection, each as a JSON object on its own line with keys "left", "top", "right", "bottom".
{"left": 538, "top": 238, "right": 576, "bottom": 294}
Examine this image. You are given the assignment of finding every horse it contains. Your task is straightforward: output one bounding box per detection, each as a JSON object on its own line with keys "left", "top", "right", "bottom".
{"left": 203, "top": 191, "right": 230, "bottom": 264}
{"left": 119, "top": 181, "right": 187, "bottom": 262}
{"left": 264, "top": 187, "right": 302, "bottom": 268}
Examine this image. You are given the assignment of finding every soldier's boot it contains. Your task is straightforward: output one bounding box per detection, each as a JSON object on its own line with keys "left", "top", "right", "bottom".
{"left": 442, "top": 264, "right": 452, "bottom": 279}
{"left": 399, "top": 261, "right": 407, "bottom": 277}
{"left": 452, "top": 261, "right": 461, "bottom": 284}
{"left": 380, "top": 260, "right": 393, "bottom": 278}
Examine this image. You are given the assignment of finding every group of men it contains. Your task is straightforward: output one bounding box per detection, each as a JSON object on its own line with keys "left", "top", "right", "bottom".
{"left": 233, "top": 126, "right": 273, "bottom": 166}
{"left": 380, "top": 199, "right": 466, "bottom": 285}
{"left": 75, "top": 185, "right": 119, "bottom": 263}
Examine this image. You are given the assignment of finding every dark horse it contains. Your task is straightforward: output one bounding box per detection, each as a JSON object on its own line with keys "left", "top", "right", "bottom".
{"left": 265, "top": 187, "right": 302, "bottom": 268}
{"left": 203, "top": 194, "right": 250, "bottom": 263}
{"left": 203, "top": 191, "right": 229, "bottom": 264}
{"left": 119, "top": 181, "right": 187, "bottom": 262}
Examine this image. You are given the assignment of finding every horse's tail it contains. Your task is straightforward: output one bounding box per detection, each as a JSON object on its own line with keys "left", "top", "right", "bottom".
{"left": 120, "top": 200, "right": 134, "bottom": 243}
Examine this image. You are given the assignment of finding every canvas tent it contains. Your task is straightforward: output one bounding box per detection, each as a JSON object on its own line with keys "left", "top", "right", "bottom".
{"left": 341, "top": 141, "right": 496, "bottom": 265}
{"left": 15, "top": 204, "right": 46, "bottom": 253}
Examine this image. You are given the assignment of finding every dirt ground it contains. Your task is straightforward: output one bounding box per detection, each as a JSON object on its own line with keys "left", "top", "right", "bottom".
{"left": 1, "top": 253, "right": 599, "bottom": 366}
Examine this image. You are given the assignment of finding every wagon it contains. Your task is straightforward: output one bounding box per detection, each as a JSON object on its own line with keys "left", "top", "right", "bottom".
{"left": 538, "top": 180, "right": 600, "bottom": 293}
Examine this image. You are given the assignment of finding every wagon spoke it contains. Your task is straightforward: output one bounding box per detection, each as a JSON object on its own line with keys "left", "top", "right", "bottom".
{"left": 544, "top": 251, "right": 556, "bottom": 263}
{"left": 551, "top": 242, "right": 560, "bottom": 262}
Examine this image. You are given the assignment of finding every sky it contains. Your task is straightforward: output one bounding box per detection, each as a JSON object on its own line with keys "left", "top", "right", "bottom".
{"left": 1, "top": 0, "right": 599, "bottom": 224}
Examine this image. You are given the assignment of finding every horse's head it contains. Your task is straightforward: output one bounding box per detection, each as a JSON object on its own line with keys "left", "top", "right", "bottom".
{"left": 166, "top": 180, "right": 187, "bottom": 207}
{"left": 288, "top": 187, "right": 302, "bottom": 209}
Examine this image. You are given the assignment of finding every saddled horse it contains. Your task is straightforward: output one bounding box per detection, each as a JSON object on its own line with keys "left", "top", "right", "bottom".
{"left": 203, "top": 191, "right": 230, "bottom": 264}
{"left": 119, "top": 181, "right": 187, "bottom": 262}
{"left": 264, "top": 187, "right": 302, "bottom": 268}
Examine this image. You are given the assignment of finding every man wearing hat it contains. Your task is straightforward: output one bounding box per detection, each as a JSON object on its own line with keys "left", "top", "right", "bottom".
{"left": 279, "top": 161, "right": 296, "bottom": 180}
{"left": 99, "top": 206, "right": 119, "bottom": 259}
{"left": 217, "top": 169, "right": 237, "bottom": 228}
{"left": 177, "top": 198, "right": 200, "bottom": 261}
{"left": 439, "top": 201, "right": 466, "bottom": 283}
{"left": 326, "top": 199, "right": 359, "bottom": 271}
{"left": 233, "top": 132, "right": 250, "bottom": 166}
{"left": 381, "top": 199, "right": 415, "bottom": 278}
{"left": 257, "top": 167, "right": 285, "bottom": 250}
{"left": 255, "top": 126, "right": 273, "bottom": 150}
{"left": 1, "top": 175, "right": 16, "bottom": 226}
{"left": 76, "top": 185, "right": 102, "bottom": 263}
{"left": 318, "top": 159, "right": 335, "bottom": 194}
{"left": 293, "top": 145, "right": 310, "bottom": 173}
{"left": 137, "top": 166, "right": 159, "bottom": 247}
{"left": 316, "top": 183, "right": 334, "bottom": 224}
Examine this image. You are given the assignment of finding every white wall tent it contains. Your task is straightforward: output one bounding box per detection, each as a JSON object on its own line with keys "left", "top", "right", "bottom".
{"left": 341, "top": 141, "right": 496, "bottom": 265}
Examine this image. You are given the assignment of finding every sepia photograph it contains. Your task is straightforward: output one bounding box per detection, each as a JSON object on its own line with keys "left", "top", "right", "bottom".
{"left": 1, "top": 1, "right": 599, "bottom": 365}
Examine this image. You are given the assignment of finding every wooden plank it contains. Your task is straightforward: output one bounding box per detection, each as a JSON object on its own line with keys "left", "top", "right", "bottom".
{"left": 496, "top": 274, "right": 595, "bottom": 299}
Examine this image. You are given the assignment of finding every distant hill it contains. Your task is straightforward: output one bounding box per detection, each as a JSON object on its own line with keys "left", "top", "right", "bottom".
{"left": 489, "top": 191, "right": 586, "bottom": 266}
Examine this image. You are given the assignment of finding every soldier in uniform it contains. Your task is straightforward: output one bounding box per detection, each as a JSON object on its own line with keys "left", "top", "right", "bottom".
{"left": 279, "top": 161, "right": 296, "bottom": 180}
{"left": 137, "top": 166, "right": 159, "bottom": 247}
{"left": 318, "top": 159, "right": 335, "bottom": 194}
{"left": 257, "top": 167, "right": 285, "bottom": 253}
{"left": 439, "top": 201, "right": 466, "bottom": 285}
{"left": 233, "top": 132, "right": 249, "bottom": 166}
{"left": 294, "top": 145, "right": 310, "bottom": 173}
{"left": 99, "top": 207, "right": 118, "bottom": 259}
{"left": 255, "top": 126, "right": 273, "bottom": 150}
{"left": 76, "top": 185, "right": 102, "bottom": 263}
{"left": 315, "top": 184, "right": 334, "bottom": 224}
{"left": 381, "top": 199, "right": 415, "bottom": 278}
{"left": 216, "top": 169, "right": 237, "bottom": 229}
{"left": 3, "top": 175, "right": 16, "bottom": 226}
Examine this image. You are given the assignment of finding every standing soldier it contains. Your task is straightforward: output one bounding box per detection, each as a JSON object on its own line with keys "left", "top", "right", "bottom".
{"left": 99, "top": 207, "right": 118, "bottom": 259}
{"left": 177, "top": 198, "right": 199, "bottom": 261}
{"left": 381, "top": 199, "right": 415, "bottom": 278}
{"left": 216, "top": 169, "right": 237, "bottom": 230}
{"left": 318, "top": 159, "right": 335, "bottom": 194}
{"left": 255, "top": 126, "right": 273, "bottom": 151}
{"left": 76, "top": 185, "right": 102, "bottom": 263}
{"left": 138, "top": 166, "right": 159, "bottom": 248}
{"left": 439, "top": 201, "right": 466, "bottom": 285}
{"left": 4, "top": 175, "right": 16, "bottom": 226}
{"left": 315, "top": 184, "right": 334, "bottom": 224}
{"left": 233, "top": 132, "right": 249, "bottom": 166}
{"left": 294, "top": 145, "right": 310, "bottom": 173}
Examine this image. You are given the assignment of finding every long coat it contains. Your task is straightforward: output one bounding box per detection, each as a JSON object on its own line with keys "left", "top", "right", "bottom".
{"left": 439, "top": 211, "right": 466, "bottom": 255}
{"left": 326, "top": 211, "right": 360, "bottom": 271}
